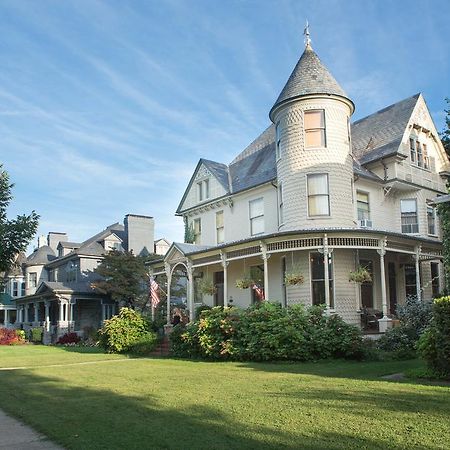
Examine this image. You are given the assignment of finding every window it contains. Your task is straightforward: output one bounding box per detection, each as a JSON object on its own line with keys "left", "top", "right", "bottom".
{"left": 410, "top": 138, "right": 416, "bottom": 163}
{"left": 216, "top": 211, "right": 224, "bottom": 244}
{"left": 423, "top": 143, "right": 430, "bottom": 169}
{"left": 197, "top": 179, "right": 210, "bottom": 202}
{"left": 278, "top": 183, "right": 284, "bottom": 225}
{"left": 29, "top": 272, "right": 37, "bottom": 288}
{"left": 112, "top": 242, "right": 123, "bottom": 251}
{"left": 357, "top": 191, "right": 370, "bottom": 220}
{"left": 431, "top": 262, "right": 440, "bottom": 297}
{"left": 21, "top": 282, "right": 25, "bottom": 297}
{"left": 275, "top": 122, "right": 281, "bottom": 160}
{"left": 193, "top": 218, "right": 201, "bottom": 245}
{"left": 404, "top": 264, "right": 417, "bottom": 297}
{"left": 13, "top": 281, "right": 18, "bottom": 297}
{"left": 427, "top": 203, "right": 436, "bottom": 235}
{"left": 401, "top": 199, "right": 418, "bottom": 233}
{"left": 304, "top": 110, "right": 326, "bottom": 148}
{"left": 417, "top": 142, "right": 423, "bottom": 167}
{"left": 310, "top": 252, "right": 334, "bottom": 308}
{"left": 249, "top": 198, "right": 264, "bottom": 236}
{"left": 307, "top": 174, "right": 330, "bottom": 216}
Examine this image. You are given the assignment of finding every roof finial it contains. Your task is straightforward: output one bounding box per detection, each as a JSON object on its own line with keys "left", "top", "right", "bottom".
{"left": 304, "top": 20, "right": 311, "bottom": 47}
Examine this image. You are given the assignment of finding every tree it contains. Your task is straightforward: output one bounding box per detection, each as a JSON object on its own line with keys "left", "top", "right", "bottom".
{"left": 92, "top": 250, "right": 153, "bottom": 309}
{"left": 440, "top": 98, "right": 450, "bottom": 157}
{"left": 0, "top": 164, "right": 39, "bottom": 276}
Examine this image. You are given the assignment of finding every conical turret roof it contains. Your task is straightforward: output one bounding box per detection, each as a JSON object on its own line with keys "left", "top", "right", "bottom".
{"left": 269, "top": 44, "right": 353, "bottom": 121}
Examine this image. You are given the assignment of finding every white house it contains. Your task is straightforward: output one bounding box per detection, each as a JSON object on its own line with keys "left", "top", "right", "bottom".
{"left": 149, "top": 37, "right": 448, "bottom": 333}
{"left": 15, "top": 214, "right": 157, "bottom": 343}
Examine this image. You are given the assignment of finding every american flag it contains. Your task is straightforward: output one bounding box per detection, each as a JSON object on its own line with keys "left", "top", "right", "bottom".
{"left": 252, "top": 283, "right": 265, "bottom": 301}
{"left": 150, "top": 277, "right": 160, "bottom": 308}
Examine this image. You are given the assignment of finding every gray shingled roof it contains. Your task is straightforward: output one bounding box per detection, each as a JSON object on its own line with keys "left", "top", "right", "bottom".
{"left": 57, "top": 241, "right": 81, "bottom": 249}
{"left": 201, "top": 159, "right": 230, "bottom": 192}
{"left": 35, "top": 281, "right": 96, "bottom": 294}
{"left": 25, "top": 245, "right": 57, "bottom": 266}
{"left": 270, "top": 44, "right": 351, "bottom": 120}
{"left": 231, "top": 125, "right": 275, "bottom": 164}
{"left": 173, "top": 242, "right": 212, "bottom": 254}
{"left": 352, "top": 94, "right": 419, "bottom": 164}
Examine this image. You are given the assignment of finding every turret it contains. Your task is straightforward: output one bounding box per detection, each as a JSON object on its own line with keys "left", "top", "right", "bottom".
{"left": 270, "top": 28, "right": 355, "bottom": 230}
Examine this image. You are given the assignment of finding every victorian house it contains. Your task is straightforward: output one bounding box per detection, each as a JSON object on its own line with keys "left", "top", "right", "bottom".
{"left": 15, "top": 214, "right": 155, "bottom": 343}
{"left": 149, "top": 38, "right": 448, "bottom": 332}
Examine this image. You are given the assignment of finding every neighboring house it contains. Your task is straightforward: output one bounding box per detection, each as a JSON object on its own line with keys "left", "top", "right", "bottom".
{"left": 0, "top": 253, "right": 26, "bottom": 328}
{"left": 15, "top": 214, "right": 155, "bottom": 343}
{"left": 155, "top": 238, "right": 171, "bottom": 256}
{"left": 149, "top": 39, "right": 448, "bottom": 332}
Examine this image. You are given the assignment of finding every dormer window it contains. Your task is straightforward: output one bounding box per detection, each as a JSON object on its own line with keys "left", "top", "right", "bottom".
{"left": 305, "top": 110, "right": 326, "bottom": 148}
{"left": 197, "top": 179, "right": 210, "bottom": 202}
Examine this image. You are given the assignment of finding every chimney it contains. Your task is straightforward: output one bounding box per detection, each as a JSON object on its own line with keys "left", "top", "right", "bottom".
{"left": 47, "top": 232, "right": 68, "bottom": 253}
{"left": 37, "top": 235, "right": 47, "bottom": 248}
{"left": 124, "top": 214, "right": 154, "bottom": 256}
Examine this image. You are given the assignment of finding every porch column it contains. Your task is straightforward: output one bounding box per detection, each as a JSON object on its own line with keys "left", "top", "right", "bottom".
{"left": 187, "top": 260, "right": 195, "bottom": 321}
{"left": 414, "top": 246, "right": 422, "bottom": 301}
{"left": 24, "top": 303, "right": 29, "bottom": 324}
{"left": 3, "top": 309, "right": 8, "bottom": 327}
{"left": 378, "top": 237, "right": 391, "bottom": 332}
{"left": 44, "top": 301, "right": 50, "bottom": 332}
{"left": 33, "top": 302, "right": 39, "bottom": 325}
{"left": 220, "top": 252, "right": 229, "bottom": 307}
{"left": 69, "top": 301, "right": 75, "bottom": 331}
{"left": 16, "top": 306, "right": 22, "bottom": 324}
{"left": 165, "top": 263, "right": 172, "bottom": 326}
{"left": 260, "top": 242, "right": 270, "bottom": 300}
{"left": 322, "top": 235, "right": 332, "bottom": 311}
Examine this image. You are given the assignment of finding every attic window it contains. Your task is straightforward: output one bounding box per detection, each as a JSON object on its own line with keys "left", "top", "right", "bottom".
{"left": 197, "top": 179, "right": 210, "bottom": 202}
{"left": 304, "top": 110, "right": 326, "bottom": 148}
{"left": 409, "top": 137, "right": 430, "bottom": 170}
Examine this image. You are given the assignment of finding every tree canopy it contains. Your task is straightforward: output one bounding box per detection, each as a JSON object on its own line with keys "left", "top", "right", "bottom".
{"left": 92, "top": 250, "right": 157, "bottom": 309}
{"left": 0, "top": 164, "right": 39, "bottom": 275}
{"left": 441, "top": 98, "right": 450, "bottom": 156}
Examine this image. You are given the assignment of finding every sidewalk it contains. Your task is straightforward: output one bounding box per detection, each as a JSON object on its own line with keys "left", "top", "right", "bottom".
{"left": 0, "top": 409, "right": 62, "bottom": 449}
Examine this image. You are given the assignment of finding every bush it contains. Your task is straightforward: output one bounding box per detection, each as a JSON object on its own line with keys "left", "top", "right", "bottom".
{"left": 418, "top": 296, "right": 450, "bottom": 378}
{"left": 377, "top": 326, "right": 417, "bottom": 360}
{"left": 169, "top": 303, "right": 364, "bottom": 362}
{"left": 99, "top": 307, "right": 156, "bottom": 353}
{"left": 396, "top": 295, "right": 432, "bottom": 337}
{"left": 0, "top": 328, "right": 25, "bottom": 345}
{"left": 57, "top": 332, "right": 81, "bottom": 345}
{"left": 129, "top": 332, "right": 158, "bottom": 355}
{"left": 30, "top": 327, "right": 43, "bottom": 343}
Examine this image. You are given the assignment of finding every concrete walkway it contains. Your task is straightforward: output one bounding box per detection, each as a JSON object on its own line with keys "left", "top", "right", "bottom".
{"left": 0, "top": 409, "right": 62, "bottom": 449}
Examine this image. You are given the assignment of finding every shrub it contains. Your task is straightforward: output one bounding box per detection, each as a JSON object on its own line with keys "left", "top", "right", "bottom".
{"left": 396, "top": 295, "right": 432, "bottom": 337}
{"left": 0, "top": 328, "right": 25, "bottom": 345}
{"left": 99, "top": 307, "right": 155, "bottom": 353}
{"left": 57, "top": 332, "right": 81, "bottom": 345}
{"left": 418, "top": 296, "right": 450, "bottom": 378}
{"left": 195, "top": 304, "right": 212, "bottom": 318}
{"left": 377, "top": 326, "right": 417, "bottom": 360}
{"left": 129, "top": 332, "right": 158, "bottom": 356}
{"left": 169, "top": 303, "right": 364, "bottom": 362}
{"left": 30, "top": 327, "right": 43, "bottom": 343}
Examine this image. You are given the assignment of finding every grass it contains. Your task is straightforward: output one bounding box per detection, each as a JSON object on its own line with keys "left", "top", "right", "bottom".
{"left": 0, "top": 346, "right": 449, "bottom": 449}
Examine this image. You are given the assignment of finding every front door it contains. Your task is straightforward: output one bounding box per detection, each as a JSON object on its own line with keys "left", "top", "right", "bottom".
{"left": 388, "top": 262, "right": 397, "bottom": 315}
{"left": 214, "top": 271, "right": 224, "bottom": 306}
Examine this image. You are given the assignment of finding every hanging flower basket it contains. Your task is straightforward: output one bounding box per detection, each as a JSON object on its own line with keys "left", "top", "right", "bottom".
{"left": 198, "top": 278, "right": 217, "bottom": 296}
{"left": 284, "top": 272, "right": 304, "bottom": 286}
{"left": 236, "top": 277, "right": 253, "bottom": 289}
{"left": 349, "top": 267, "right": 372, "bottom": 284}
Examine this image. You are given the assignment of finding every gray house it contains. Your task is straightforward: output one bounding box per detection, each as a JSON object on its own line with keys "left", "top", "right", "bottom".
{"left": 15, "top": 214, "right": 154, "bottom": 343}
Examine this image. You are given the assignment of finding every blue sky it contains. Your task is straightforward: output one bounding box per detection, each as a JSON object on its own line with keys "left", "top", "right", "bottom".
{"left": 1, "top": 0, "right": 449, "bottom": 250}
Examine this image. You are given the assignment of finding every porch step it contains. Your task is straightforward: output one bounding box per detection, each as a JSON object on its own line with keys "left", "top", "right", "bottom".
{"left": 149, "top": 337, "right": 170, "bottom": 356}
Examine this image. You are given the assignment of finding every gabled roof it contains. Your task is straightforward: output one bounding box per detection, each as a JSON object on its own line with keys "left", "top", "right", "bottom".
{"left": 201, "top": 159, "right": 230, "bottom": 192}
{"left": 34, "top": 281, "right": 96, "bottom": 295}
{"left": 57, "top": 241, "right": 81, "bottom": 249}
{"left": 270, "top": 44, "right": 352, "bottom": 120}
{"left": 352, "top": 93, "right": 420, "bottom": 164}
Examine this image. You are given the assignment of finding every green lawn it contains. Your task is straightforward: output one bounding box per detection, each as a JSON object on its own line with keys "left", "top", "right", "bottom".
{"left": 0, "top": 346, "right": 449, "bottom": 450}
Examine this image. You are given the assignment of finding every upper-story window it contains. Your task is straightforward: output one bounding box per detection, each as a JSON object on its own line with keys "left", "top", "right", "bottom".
{"left": 21, "top": 282, "right": 25, "bottom": 297}
{"left": 193, "top": 218, "right": 202, "bottom": 245}
{"left": 197, "top": 179, "right": 210, "bottom": 202}
{"left": 278, "top": 183, "right": 284, "bottom": 225}
{"left": 29, "top": 272, "right": 37, "bottom": 288}
{"left": 305, "top": 110, "right": 326, "bottom": 148}
{"left": 12, "top": 281, "right": 18, "bottom": 297}
{"left": 249, "top": 198, "right": 264, "bottom": 236}
{"left": 427, "top": 203, "right": 436, "bottom": 235}
{"left": 401, "top": 199, "right": 418, "bottom": 234}
{"left": 275, "top": 122, "right": 281, "bottom": 160}
{"left": 409, "top": 137, "right": 430, "bottom": 170}
{"left": 307, "top": 173, "right": 330, "bottom": 216}
{"left": 216, "top": 211, "right": 224, "bottom": 244}
{"left": 357, "top": 191, "right": 370, "bottom": 221}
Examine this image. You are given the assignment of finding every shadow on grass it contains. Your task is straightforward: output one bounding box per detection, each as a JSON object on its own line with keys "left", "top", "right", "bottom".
{"left": 0, "top": 367, "right": 439, "bottom": 450}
